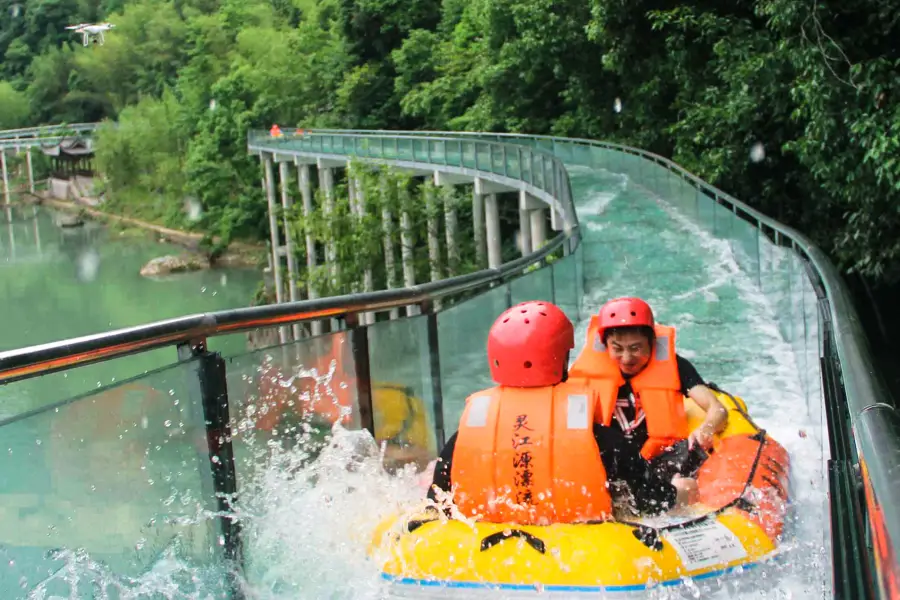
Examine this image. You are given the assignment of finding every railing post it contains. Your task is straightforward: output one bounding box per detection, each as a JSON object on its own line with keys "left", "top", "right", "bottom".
{"left": 421, "top": 300, "right": 446, "bottom": 450}
{"left": 549, "top": 258, "right": 556, "bottom": 305}
{"left": 177, "top": 339, "right": 243, "bottom": 599}
{"left": 346, "top": 313, "right": 375, "bottom": 436}
{"left": 712, "top": 193, "right": 718, "bottom": 235}
{"left": 755, "top": 219, "right": 763, "bottom": 291}
{"left": 1, "top": 149, "right": 9, "bottom": 207}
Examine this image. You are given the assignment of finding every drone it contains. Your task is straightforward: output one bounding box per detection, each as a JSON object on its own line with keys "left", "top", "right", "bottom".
{"left": 65, "top": 23, "right": 115, "bottom": 47}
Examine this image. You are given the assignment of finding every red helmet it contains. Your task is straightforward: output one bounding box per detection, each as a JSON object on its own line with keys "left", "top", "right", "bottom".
{"left": 596, "top": 297, "right": 654, "bottom": 341}
{"left": 487, "top": 301, "right": 574, "bottom": 387}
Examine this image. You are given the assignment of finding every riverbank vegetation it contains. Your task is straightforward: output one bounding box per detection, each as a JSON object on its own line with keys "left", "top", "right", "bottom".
{"left": 1, "top": 0, "right": 898, "bottom": 285}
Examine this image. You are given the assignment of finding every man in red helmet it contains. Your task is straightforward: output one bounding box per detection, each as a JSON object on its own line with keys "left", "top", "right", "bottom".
{"left": 427, "top": 301, "right": 699, "bottom": 520}
{"left": 568, "top": 296, "right": 728, "bottom": 513}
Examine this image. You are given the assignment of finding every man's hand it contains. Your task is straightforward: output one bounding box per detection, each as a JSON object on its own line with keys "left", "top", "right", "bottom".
{"left": 687, "top": 384, "right": 729, "bottom": 450}
{"left": 672, "top": 474, "right": 699, "bottom": 506}
{"left": 687, "top": 425, "right": 715, "bottom": 451}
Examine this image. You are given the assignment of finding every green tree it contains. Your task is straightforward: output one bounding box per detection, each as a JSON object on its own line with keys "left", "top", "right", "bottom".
{"left": 71, "top": 0, "right": 191, "bottom": 114}
{"left": 93, "top": 89, "right": 189, "bottom": 223}
{"left": 0, "top": 80, "right": 29, "bottom": 128}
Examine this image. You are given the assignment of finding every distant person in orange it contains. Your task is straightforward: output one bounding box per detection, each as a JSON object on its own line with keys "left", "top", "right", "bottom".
{"left": 269, "top": 124, "right": 283, "bottom": 138}
{"left": 427, "top": 301, "right": 698, "bottom": 524}
{"left": 568, "top": 296, "right": 727, "bottom": 511}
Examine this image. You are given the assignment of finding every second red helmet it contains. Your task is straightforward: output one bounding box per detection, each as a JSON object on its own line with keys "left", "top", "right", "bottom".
{"left": 596, "top": 297, "right": 655, "bottom": 341}
{"left": 487, "top": 301, "right": 574, "bottom": 387}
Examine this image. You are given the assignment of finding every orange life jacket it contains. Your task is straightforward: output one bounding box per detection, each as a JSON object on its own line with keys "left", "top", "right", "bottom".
{"left": 449, "top": 382, "right": 612, "bottom": 526}
{"left": 569, "top": 321, "right": 689, "bottom": 461}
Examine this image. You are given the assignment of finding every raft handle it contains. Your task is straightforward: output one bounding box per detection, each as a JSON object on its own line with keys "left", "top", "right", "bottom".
{"left": 631, "top": 525, "right": 664, "bottom": 551}
{"left": 405, "top": 518, "right": 438, "bottom": 534}
{"left": 480, "top": 530, "right": 546, "bottom": 555}
{"left": 734, "top": 496, "right": 755, "bottom": 512}
{"left": 708, "top": 382, "right": 765, "bottom": 434}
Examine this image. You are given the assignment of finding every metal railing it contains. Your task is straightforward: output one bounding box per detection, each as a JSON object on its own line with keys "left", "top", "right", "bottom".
{"left": 248, "top": 130, "right": 579, "bottom": 232}
{"left": 0, "top": 123, "right": 99, "bottom": 140}
{"left": 0, "top": 123, "right": 100, "bottom": 151}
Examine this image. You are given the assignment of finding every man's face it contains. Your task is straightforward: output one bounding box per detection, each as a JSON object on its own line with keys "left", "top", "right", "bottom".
{"left": 607, "top": 330, "right": 652, "bottom": 376}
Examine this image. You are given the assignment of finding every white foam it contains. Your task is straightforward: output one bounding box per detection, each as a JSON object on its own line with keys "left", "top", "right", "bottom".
{"left": 235, "top": 425, "right": 424, "bottom": 599}
{"left": 573, "top": 170, "right": 626, "bottom": 217}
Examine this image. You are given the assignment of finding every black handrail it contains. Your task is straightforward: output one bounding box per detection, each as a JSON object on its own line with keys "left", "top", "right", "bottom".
{"left": 0, "top": 225, "right": 575, "bottom": 385}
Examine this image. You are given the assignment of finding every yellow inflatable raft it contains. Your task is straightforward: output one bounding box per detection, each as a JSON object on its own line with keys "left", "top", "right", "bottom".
{"left": 368, "top": 389, "right": 790, "bottom": 594}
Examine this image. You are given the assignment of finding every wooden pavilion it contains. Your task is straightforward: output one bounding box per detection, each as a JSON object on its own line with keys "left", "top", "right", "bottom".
{"left": 40, "top": 137, "right": 95, "bottom": 178}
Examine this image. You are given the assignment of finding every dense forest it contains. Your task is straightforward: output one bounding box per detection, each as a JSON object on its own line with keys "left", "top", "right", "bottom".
{"left": 1, "top": 0, "right": 898, "bottom": 286}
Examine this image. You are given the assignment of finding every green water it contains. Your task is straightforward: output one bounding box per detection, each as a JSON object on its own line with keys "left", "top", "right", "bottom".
{"left": 0, "top": 203, "right": 263, "bottom": 415}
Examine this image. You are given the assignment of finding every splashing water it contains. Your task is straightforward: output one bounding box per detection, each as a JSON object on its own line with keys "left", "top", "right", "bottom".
{"left": 75, "top": 248, "right": 101, "bottom": 282}
{"left": 227, "top": 356, "right": 434, "bottom": 598}
{"left": 185, "top": 198, "right": 203, "bottom": 222}
{"left": 749, "top": 142, "right": 766, "bottom": 163}
{"left": 235, "top": 425, "right": 426, "bottom": 599}
{"left": 25, "top": 544, "right": 233, "bottom": 600}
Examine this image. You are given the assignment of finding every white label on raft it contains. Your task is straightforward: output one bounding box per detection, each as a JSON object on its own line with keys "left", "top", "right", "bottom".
{"left": 566, "top": 394, "right": 589, "bottom": 429}
{"left": 662, "top": 519, "right": 748, "bottom": 571}
{"left": 466, "top": 395, "right": 492, "bottom": 428}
